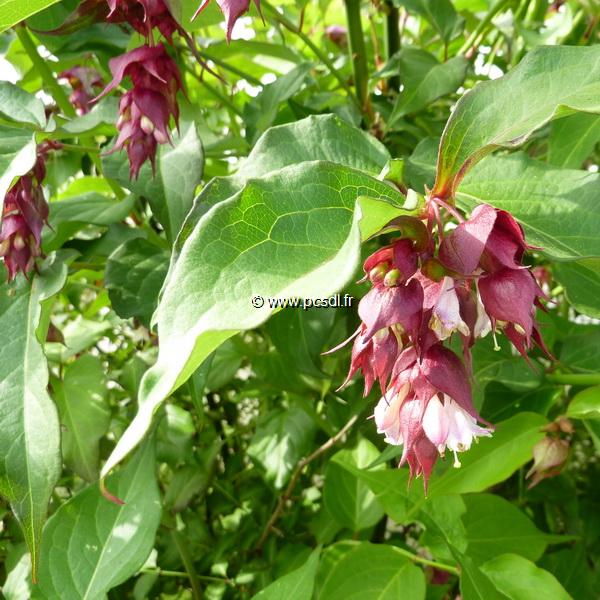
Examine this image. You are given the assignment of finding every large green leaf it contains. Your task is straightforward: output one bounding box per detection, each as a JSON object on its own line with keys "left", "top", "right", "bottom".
{"left": 0, "top": 1, "right": 61, "bottom": 31}
{"left": 247, "top": 406, "right": 316, "bottom": 489}
{"left": 103, "top": 122, "right": 204, "bottom": 242}
{"left": 0, "top": 255, "right": 66, "bottom": 579}
{"left": 458, "top": 553, "right": 509, "bottom": 600}
{"left": 323, "top": 438, "right": 385, "bottom": 532}
{"left": 253, "top": 547, "right": 320, "bottom": 600}
{"left": 480, "top": 554, "right": 571, "bottom": 600}
{"left": 105, "top": 238, "right": 170, "bottom": 327}
{"left": 0, "top": 126, "right": 37, "bottom": 212}
{"left": 36, "top": 439, "right": 161, "bottom": 600}
{"left": 433, "top": 45, "right": 600, "bottom": 198}
{"left": 461, "top": 494, "right": 561, "bottom": 563}
{"left": 387, "top": 50, "right": 468, "bottom": 126}
{"left": 548, "top": 112, "right": 600, "bottom": 168}
{"left": 52, "top": 355, "right": 110, "bottom": 481}
{"left": 316, "top": 542, "right": 426, "bottom": 600}
{"left": 100, "top": 161, "right": 413, "bottom": 480}
{"left": 457, "top": 153, "right": 600, "bottom": 261}
{"left": 0, "top": 81, "right": 46, "bottom": 128}
{"left": 176, "top": 114, "right": 391, "bottom": 253}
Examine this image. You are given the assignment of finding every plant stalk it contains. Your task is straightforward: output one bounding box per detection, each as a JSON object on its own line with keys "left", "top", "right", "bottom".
{"left": 458, "top": 0, "right": 512, "bottom": 56}
{"left": 344, "top": 0, "right": 371, "bottom": 116}
{"left": 384, "top": 1, "right": 401, "bottom": 91}
{"left": 392, "top": 546, "right": 460, "bottom": 575}
{"left": 546, "top": 373, "right": 600, "bottom": 386}
{"left": 171, "top": 530, "right": 204, "bottom": 599}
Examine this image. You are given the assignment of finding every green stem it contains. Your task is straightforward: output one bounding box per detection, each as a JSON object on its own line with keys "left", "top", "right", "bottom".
{"left": 344, "top": 0, "right": 370, "bottom": 114}
{"left": 171, "top": 530, "right": 204, "bottom": 600}
{"left": 16, "top": 25, "right": 76, "bottom": 119}
{"left": 458, "top": 0, "right": 512, "bottom": 55}
{"left": 142, "top": 569, "right": 232, "bottom": 585}
{"left": 392, "top": 546, "right": 459, "bottom": 575}
{"left": 546, "top": 373, "right": 600, "bottom": 386}
{"left": 384, "top": 1, "right": 401, "bottom": 91}
{"left": 262, "top": 1, "right": 358, "bottom": 106}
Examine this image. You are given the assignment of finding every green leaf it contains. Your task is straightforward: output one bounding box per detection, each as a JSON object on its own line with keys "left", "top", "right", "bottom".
{"left": 457, "top": 153, "right": 600, "bottom": 261}
{"left": 52, "top": 355, "right": 110, "bottom": 481}
{"left": 553, "top": 259, "right": 600, "bottom": 318}
{"left": 175, "top": 114, "right": 391, "bottom": 253}
{"left": 244, "top": 62, "right": 313, "bottom": 144}
{"left": 105, "top": 238, "right": 170, "bottom": 327}
{"left": 37, "top": 439, "right": 161, "bottom": 600}
{"left": 548, "top": 112, "right": 600, "bottom": 168}
{"left": 428, "top": 412, "right": 546, "bottom": 496}
{"left": 265, "top": 307, "right": 336, "bottom": 378}
{"left": 539, "top": 545, "right": 596, "bottom": 600}
{"left": 560, "top": 330, "right": 600, "bottom": 373}
{"left": 388, "top": 50, "right": 468, "bottom": 126}
{"left": 0, "top": 1, "right": 61, "bottom": 31}
{"left": 458, "top": 553, "right": 509, "bottom": 600}
{"left": 395, "top": 0, "right": 464, "bottom": 41}
{"left": 59, "top": 97, "right": 118, "bottom": 136}
{"left": 434, "top": 45, "right": 600, "bottom": 198}
{"left": 461, "top": 494, "right": 560, "bottom": 563}
{"left": 101, "top": 161, "right": 412, "bottom": 480}
{"left": 103, "top": 121, "right": 204, "bottom": 242}
{"left": 480, "top": 554, "right": 571, "bottom": 600}
{"left": 247, "top": 406, "right": 317, "bottom": 489}
{"left": 0, "top": 126, "right": 37, "bottom": 211}
{"left": 567, "top": 386, "right": 600, "bottom": 420}
{"left": 316, "top": 542, "right": 426, "bottom": 600}
{"left": 253, "top": 547, "right": 320, "bottom": 600}
{"left": 0, "top": 255, "right": 66, "bottom": 579}
{"left": 323, "top": 438, "right": 385, "bottom": 532}
{"left": 0, "top": 81, "right": 46, "bottom": 128}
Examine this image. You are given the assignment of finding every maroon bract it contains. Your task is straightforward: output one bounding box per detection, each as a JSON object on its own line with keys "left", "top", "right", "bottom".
{"left": 107, "top": 0, "right": 180, "bottom": 41}
{"left": 325, "top": 25, "right": 348, "bottom": 47}
{"left": 193, "top": 0, "right": 262, "bottom": 43}
{"left": 59, "top": 66, "right": 103, "bottom": 115}
{"left": 0, "top": 147, "right": 54, "bottom": 281}
{"left": 95, "top": 44, "right": 182, "bottom": 178}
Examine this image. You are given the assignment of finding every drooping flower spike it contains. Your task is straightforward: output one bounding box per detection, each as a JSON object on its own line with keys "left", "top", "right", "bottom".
{"left": 0, "top": 143, "right": 59, "bottom": 281}
{"left": 107, "top": 0, "right": 181, "bottom": 41}
{"left": 331, "top": 195, "right": 548, "bottom": 489}
{"left": 95, "top": 44, "right": 183, "bottom": 178}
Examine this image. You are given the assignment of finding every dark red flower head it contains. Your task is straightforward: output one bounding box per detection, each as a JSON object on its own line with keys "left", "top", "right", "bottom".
{"left": 95, "top": 44, "right": 182, "bottom": 178}
{"left": 0, "top": 145, "right": 57, "bottom": 281}
{"left": 59, "top": 66, "right": 103, "bottom": 115}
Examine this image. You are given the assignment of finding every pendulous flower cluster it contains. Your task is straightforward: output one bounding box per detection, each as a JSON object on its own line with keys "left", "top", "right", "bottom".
{"left": 96, "top": 45, "right": 182, "bottom": 178}
{"left": 0, "top": 143, "right": 58, "bottom": 281}
{"left": 94, "top": 0, "right": 184, "bottom": 179}
{"left": 334, "top": 196, "right": 549, "bottom": 489}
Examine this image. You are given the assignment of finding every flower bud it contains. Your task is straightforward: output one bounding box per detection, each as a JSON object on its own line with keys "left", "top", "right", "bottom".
{"left": 526, "top": 436, "right": 569, "bottom": 488}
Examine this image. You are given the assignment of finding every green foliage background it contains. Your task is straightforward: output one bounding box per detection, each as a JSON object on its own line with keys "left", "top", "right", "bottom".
{"left": 0, "top": 0, "right": 599, "bottom": 598}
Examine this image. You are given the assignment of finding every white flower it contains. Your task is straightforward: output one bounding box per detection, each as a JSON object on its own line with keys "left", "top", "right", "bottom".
{"left": 429, "top": 277, "right": 470, "bottom": 340}
{"left": 373, "top": 383, "right": 409, "bottom": 445}
{"left": 422, "top": 395, "right": 493, "bottom": 467}
{"left": 473, "top": 293, "right": 492, "bottom": 338}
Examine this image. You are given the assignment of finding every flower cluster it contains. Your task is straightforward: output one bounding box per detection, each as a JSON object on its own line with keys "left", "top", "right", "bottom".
{"left": 107, "top": 0, "right": 181, "bottom": 41}
{"left": 96, "top": 45, "right": 182, "bottom": 178}
{"left": 92, "top": 1, "right": 184, "bottom": 178}
{"left": 0, "top": 144, "right": 58, "bottom": 281}
{"left": 59, "top": 66, "right": 103, "bottom": 115}
{"left": 335, "top": 197, "right": 549, "bottom": 489}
